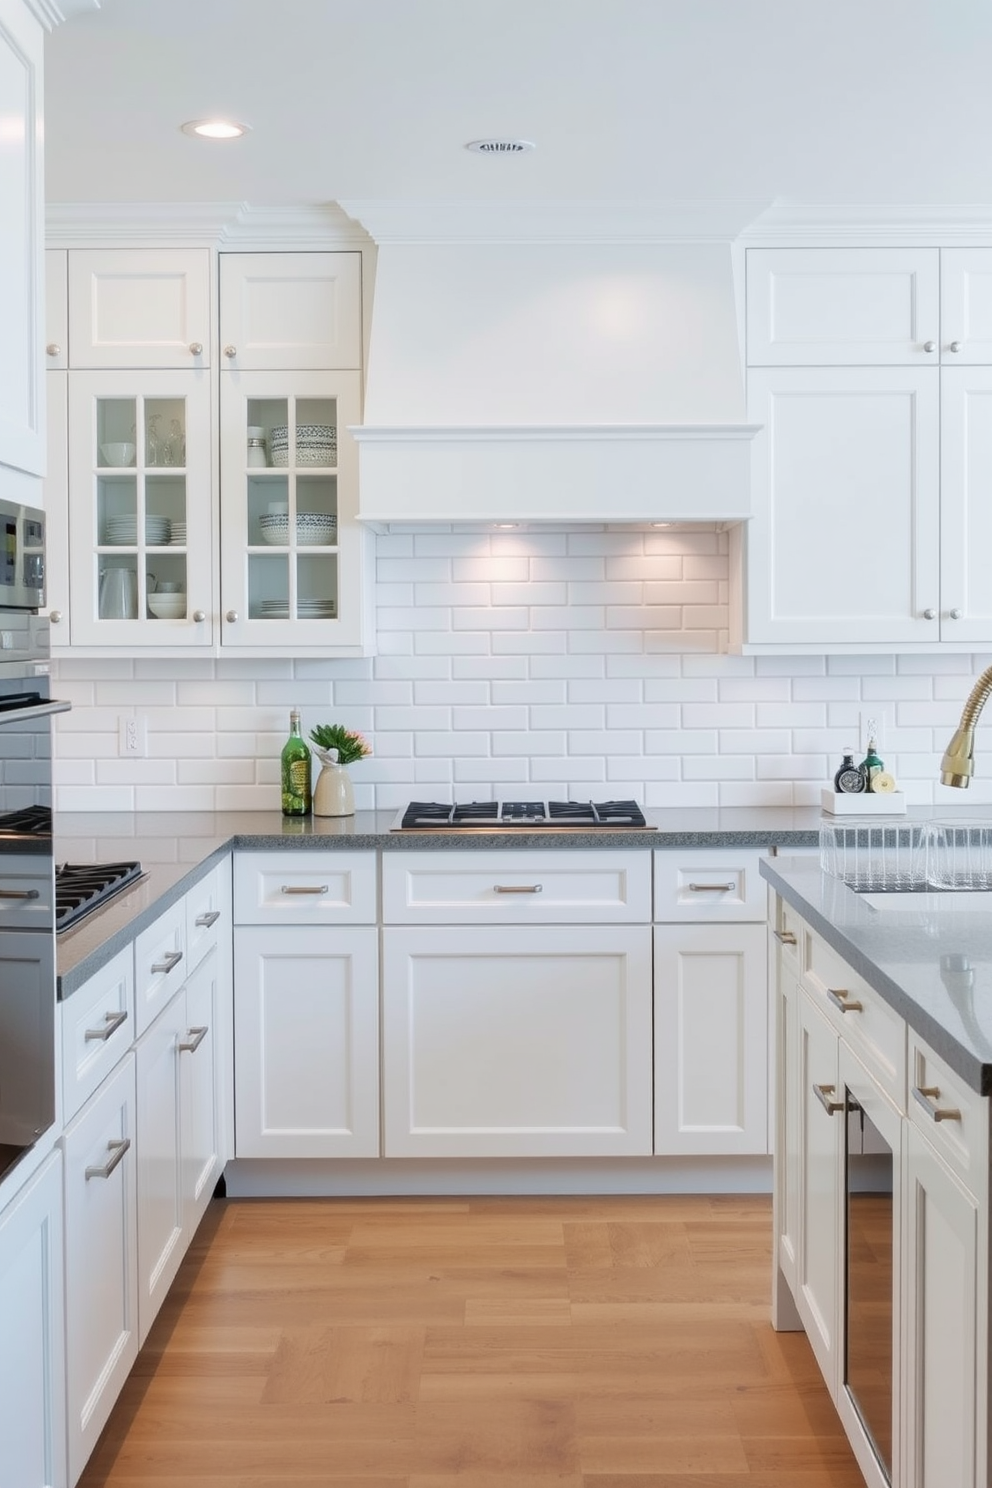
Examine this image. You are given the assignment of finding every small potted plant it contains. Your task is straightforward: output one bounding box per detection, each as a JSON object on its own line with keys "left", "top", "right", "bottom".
{"left": 308, "top": 723, "right": 372, "bottom": 817}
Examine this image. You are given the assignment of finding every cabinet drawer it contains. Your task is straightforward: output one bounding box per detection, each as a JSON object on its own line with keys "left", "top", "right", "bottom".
{"left": 61, "top": 946, "right": 134, "bottom": 1124}
{"left": 185, "top": 859, "right": 230, "bottom": 972}
{"left": 654, "top": 848, "right": 765, "bottom": 922}
{"left": 134, "top": 900, "right": 187, "bottom": 1036}
{"left": 804, "top": 933, "right": 906, "bottom": 1109}
{"left": 771, "top": 893, "right": 806, "bottom": 975}
{"left": 382, "top": 850, "right": 651, "bottom": 924}
{"left": 908, "top": 1033, "right": 988, "bottom": 1197}
{"left": 233, "top": 851, "right": 377, "bottom": 925}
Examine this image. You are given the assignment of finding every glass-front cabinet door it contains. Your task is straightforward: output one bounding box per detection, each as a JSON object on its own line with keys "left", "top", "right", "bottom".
{"left": 219, "top": 369, "right": 363, "bottom": 651}
{"left": 67, "top": 371, "right": 213, "bottom": 647}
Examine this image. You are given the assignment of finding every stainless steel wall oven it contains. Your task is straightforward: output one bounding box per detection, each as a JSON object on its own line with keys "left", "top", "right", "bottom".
{"left": 0, "top": 498, "right": 69, "bottom": 1184}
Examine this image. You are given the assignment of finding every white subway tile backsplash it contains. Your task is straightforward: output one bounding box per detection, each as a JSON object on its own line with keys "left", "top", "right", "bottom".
{"left": 51, "top": 528, "right": 988, "bottom": 812}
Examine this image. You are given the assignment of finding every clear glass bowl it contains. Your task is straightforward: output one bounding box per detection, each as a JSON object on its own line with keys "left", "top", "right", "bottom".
{"left": 925, "top": 820, "right": 992, "bottom": 890}
{"left": 819, "top": 820, "right": 929, "bottom": 891}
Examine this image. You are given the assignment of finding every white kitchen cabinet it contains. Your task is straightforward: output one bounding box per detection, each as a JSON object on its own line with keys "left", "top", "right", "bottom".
{"left": 62, "top": 1052, "right": 139, "bottom": 1486}
{"left": 60, "top": 943, "right": 133, "bottom": 1124}
{"left": 0, "top": 1149, "right": 66, "bottom": 1488}
{"left": 233, "top": 924, "right": 379, "bottom": 1158}
{"left": 218, "top": 251, "right": 362, "bottom": 371}
{"left": 0, "top": 0, "right": 45, "bottom": 478}
{"left": 653, "top": 922, "right": 767, "bottom": 1155}
{"left": 65, "top": 367, "right": 213, "bottom": 648}
{"left": 793, "top": 986, "right": 843, "bottom": 1394}
{"left": 133, "top": 896, "right": 187, "bottom": 1036}
{"left": 742, "top": 246, "right": 992, "bottom": 649}
{"left": 45, "top": 248, "right": 68, "bottom": 371}
{"left": 180, "top": 942, "right": 223, "bottom": 1236}
{"left": 381, "top": 922, "right": 653, "bottom": 1159}
{"left": 66, "top": 248, "right": 211, "bottom": 370}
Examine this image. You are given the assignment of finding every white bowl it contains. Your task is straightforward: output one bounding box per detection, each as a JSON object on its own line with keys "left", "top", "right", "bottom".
{"left": 100, "top": 442, "right": 136, "bottom": 467}
{"left": 147, "top": 594, "right": 186, "bottom": 619}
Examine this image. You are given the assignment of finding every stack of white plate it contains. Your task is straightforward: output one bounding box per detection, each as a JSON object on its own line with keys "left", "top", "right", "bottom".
{"left": 105, "top": 515, "right": 171, "bottom": 546}
{"left": 170, "top": 522, "right": 187, "bottom": 546}
{"left": 258, "top": 599, "right": 337, "bottom": 619}
{"left": 269, "top": 424, "right": 337, "bottom": 467}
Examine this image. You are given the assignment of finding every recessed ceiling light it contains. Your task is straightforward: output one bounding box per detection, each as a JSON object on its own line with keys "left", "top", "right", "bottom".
{"left": 493, "top": 522, "right": 520, "bottom": 529}
{"left": 650, "top": 522, "right": 675, "bottom": 529}
{"left": 181, "top": 119, "right": 250, "bottom": 140}
{"left": 465, "top": 139, "right": 536, "bottom": 155}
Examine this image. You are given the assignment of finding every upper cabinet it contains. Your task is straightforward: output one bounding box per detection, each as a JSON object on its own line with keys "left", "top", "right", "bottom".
{"left": 46, "top": 245, "right": 370, "bottom": 656}
{"left": 739, "top": 246, "right": 992, "bottom": 650}
{"left": 0, "top": 0, "right": 44, "bottom": 478}
{"left": 67, "top": 249, "right": 211, "bottom": 369}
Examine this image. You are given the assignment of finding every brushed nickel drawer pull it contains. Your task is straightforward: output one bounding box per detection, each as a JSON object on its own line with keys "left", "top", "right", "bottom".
{"left": 84, "top": 1009, "right": 128, "bottom": 1042}
{"left": 688, "top": 882, "right": 735, "bottom": 892}
{"left": 774, "top": 929, "right": 798, "bottom": 945}
{"left": 178, "top": 1025, "right": 208, "bottom": 1054}
{"left": 280, "top": 884, "right": 329, "bottom": 895}
{"left": 151, "top": 949, "right": 183, "bottom": 975}
{"left": 0, "top": 888, "right": 40, "bottom": 900}
{"left": 195, "top": 910, "right": 220, "bottom": 927}
{"left": 827, "top": 987, "right": 863, "bottom": 1013}
{"left": 913, "top": 1084, "right": 962, "bottom": 1123}
{"left": 813, "top": 1082, "right": 844, "bottom": 1115}
{"left": 494, "top": 884, "right": 543, "bottom": 894}
{"left": 85, "top": 1137, "right": 130, "bottom": 1180}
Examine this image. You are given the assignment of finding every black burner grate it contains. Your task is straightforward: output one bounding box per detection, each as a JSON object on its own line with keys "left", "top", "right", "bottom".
{"left": 55, "top": 861, "right": 143, "bottom": 930}
{"left": 398, "top": 799, "right": 650, "bottom": 829}
{"left": 0, "top": 805, "right": 52, "bottom": 836}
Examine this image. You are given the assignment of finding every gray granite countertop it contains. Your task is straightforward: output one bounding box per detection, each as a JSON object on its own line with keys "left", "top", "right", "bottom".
{"left": 54, "top": 804, "right": 825, "bottom": 997}
{"left": 760, "top": 855, "right": 992, "bottom": 1096}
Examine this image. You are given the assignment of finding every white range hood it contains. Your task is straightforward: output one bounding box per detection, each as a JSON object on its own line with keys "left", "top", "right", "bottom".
{"left": 342, "top": 206, "right": 761, "bottom": 526}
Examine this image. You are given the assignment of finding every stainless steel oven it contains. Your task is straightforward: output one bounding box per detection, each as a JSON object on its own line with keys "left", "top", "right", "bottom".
{"left": 0, "top": 498, "right": 70, "bottom": 1184}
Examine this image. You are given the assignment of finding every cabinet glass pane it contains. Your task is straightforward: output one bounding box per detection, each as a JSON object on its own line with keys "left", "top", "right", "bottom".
{"left": 146, "top": 557, "right": 187, "bottom": 620}
{"left": 246, "top": 397, "right": 289, "bottom": 471}
{"left": 145, "top": 474, "right": 185, "bottom": 539}
{"left": 297, "top": 474, "right": 337, "bottom": 524}
{"left": 248, "top": 554, "right": 289, "bottom": 619}
{"left": 96, "top": 398, "right": 137, "bottom": 466}
{"left": 98, "top": 476, "right": 138, "bottom": 541}
{"left": 144, "top": 397, "right": 186, "bottom": 468}
{"left": 96, "top": 556, "right": 138, "bottom": 619}
{"left": 250, "top": 475, "right": 290, "bottom": 545}
{"left": 297, "top": 555, "right": 337, "bottom": 619}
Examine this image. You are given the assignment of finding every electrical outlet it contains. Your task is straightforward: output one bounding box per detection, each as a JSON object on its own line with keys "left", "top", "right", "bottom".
{"left": 859, "top": 709, "right": 888, "bottom": 755}
{"left": 118, "top": 715, "right": 147, "bottom": 757}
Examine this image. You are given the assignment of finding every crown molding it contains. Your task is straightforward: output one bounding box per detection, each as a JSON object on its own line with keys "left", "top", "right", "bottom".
{"left": 338, "top": 199, "right": 771, "bottom": 245}
{"left": 351, "top": 424, "right": 761, "bottom": 444}
{"left": 739, "top": 201, "right": 992, "bottom": 246}
{"left": 45, "top": 201, "right": 376, "bottom": 250}
{"left": 22, "top": 0, "right": 98, "bottom": 28}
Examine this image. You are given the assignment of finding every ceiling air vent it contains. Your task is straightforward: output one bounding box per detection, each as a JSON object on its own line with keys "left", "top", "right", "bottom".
{"left": 465, "top": 139, "right": 536, "bottom": 154}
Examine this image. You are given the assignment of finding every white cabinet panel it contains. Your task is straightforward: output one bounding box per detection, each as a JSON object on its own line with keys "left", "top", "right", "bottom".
{"left": 135, "top": 988, "right": 185, "bottom": 1343}
{"left": 234, "top": 925, "right": 379, "bottom": 1158}
{"left": 382, "top": 924, "right": 653, "bottom": 1158}
{"left": 653, "top": 922, "right": 767, "bottom": 1155}
{"left": 67, "top": 249, "right": 211, "bottom": 370}
{"left": 133, "top": 897, "right": 187, "bottom": 1036}
{"left": 61, "top": 944, "right": 133, "bottom": 1124}
{"left": 219, "top": 252, "right": 362, "bottom": 371}
{"left": 745, "top": 367, "right": 940, "bottom": 645}
{"left": 795, "top": 989, "right": 842, "bottom": 1396}
{"left": 747, "top": 248, "right": 940, "bottom": 366}
{"left": 180, "top": 945, "right": 221, "bottom": 1236}
{"left": 234, "top": 850, "right": 377, "bottom": 925}
{"left": 185, "top": 859, "right": 229, "bottom": 974}
{"left": 940, "top": 367, "right": 992, "bottom": 643}
{"left": 653, "top": 847, "right": 765, "bottom": 922}
{"left": 382, "top": 849, "right": 651, "bottom": 924}
{"left": 0, "top": 1150, "right": 65, "bottom": 1488}
{"left": 940, "top": 250, "right": 992, "bottom": 365}
{"left": 45, "top": 249, "right": 68, "bottom": 370}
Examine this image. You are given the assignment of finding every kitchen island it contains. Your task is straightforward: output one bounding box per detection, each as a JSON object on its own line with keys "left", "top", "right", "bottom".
{"left": 761, "top": 853, "right": 991, "bottom": 1488}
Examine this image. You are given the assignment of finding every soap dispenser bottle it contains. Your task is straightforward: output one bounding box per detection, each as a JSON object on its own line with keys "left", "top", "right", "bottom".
{"left": 834, "top": 749, "right": 866, "bottom": 793}
{"left": 861, "top": 738, "right": 885, "bottom": 792}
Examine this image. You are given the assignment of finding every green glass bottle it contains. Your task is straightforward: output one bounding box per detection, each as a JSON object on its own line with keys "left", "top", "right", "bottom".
{"left": 861, "top": 737, "right": 885, "bottom": 793}
{"left": 280, "top": 708, "right": 312, "bottom": 816}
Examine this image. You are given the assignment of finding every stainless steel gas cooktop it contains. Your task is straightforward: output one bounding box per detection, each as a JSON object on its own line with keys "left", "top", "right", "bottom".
{"left": 392, "top": 800, "right": 654, "bottom": 831}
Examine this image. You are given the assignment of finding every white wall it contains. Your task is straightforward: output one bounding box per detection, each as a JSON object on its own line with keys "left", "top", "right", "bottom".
{"left": 50, "top": 526, "right": 992, "bottom": 813}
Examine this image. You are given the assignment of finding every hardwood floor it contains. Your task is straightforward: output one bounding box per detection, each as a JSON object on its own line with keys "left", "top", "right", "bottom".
{"left": 79, "top": 1193, "right": 865, "bottom": 1487}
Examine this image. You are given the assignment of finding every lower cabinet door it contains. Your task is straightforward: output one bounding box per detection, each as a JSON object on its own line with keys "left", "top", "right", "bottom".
{"left": 234, "top": 925, "right": 379, "bottom": 1157}
{"left": 180, "top": 944, "right": 221, "bottom": 1238}
{"left": 62, "top": 1054, "right": 138, "bottom": 1486}
{"left": 903, "top": 1121, "right": 981, "bottom": 1488}
{"left": 796, "top": 990, "right": 843, "bottom": 1396}
{"left": 653, "top": 922, "right": 767, "bottom": 1155}
{"left": 381, "top": 925, "right": 653, "bottom": 1158}
{"left": 135, "top": 991, "right": 185, "bottom": 1345}
{"left": 0, "top": 1150, "right": 66, "bottom": 1488}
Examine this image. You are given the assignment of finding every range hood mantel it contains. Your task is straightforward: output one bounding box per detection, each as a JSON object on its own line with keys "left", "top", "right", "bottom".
{"left": 343, "top": 214, "right": 760, "bottom": 526}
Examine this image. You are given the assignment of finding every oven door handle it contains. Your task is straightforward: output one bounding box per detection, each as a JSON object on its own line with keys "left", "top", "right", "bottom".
{"left": 0, "top": 698, "right": 72, "bottom": 725}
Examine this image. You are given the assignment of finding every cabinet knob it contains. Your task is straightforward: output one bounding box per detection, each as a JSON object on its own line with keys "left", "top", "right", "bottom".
{"left": 192, "top": 609, "right": 206, "bottom": 623}
{"left": 223, "top": 345, "right": 237, "bottom": 358}
{"left": 225, "top": 609, "right": 239, "bottom": 623}
{"left": 188, "top": 341, "right": 203, "bottom": 356}
{"left": 923, "top": 340, "right": 937, "bottom": 353}
{"left": 49, "top": 609, "right": 62, "bottom": 624}
{"left": 950, "top": 607, "right": 963, "bottom": 619}
{"left": 923, "top": 607, "right": 937, "bottom": 620}
{"left": 46, "top": 342, "right": 60, "bottom": 358}
{"left": 949, "top": 340, "right": 963, "bottom": 353}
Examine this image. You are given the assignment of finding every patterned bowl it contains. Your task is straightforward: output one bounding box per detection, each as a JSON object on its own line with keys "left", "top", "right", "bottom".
{"left": 269, "top": 424, "right": 337, "bottom": 467}
{"left": 259, "top": 514, "right": 337, "bottom": 547}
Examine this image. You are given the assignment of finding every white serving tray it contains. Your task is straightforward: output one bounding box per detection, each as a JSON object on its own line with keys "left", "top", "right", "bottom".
{"left": 821, "top": 788, "right": 907, "bottom": 816}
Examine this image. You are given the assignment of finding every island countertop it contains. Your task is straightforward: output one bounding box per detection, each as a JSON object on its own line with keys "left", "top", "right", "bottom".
{"left": 760, "top": 854, "right": 992, "bottom": 1096}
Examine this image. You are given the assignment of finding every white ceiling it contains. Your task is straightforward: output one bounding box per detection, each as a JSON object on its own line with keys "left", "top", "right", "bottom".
{"left": 43, "top": 0, "right": 992, "bottom": 222}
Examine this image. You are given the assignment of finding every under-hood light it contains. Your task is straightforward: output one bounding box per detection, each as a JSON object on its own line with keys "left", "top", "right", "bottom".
{"left": 465, "top": 139, "right": 535, "bottom": 155}
{"left": 181, "top": 118, "right": 250, "bottom": 140}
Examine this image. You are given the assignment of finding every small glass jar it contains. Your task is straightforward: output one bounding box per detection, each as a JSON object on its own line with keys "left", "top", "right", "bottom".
{"left": 247, "top": 431, "right": 267, "bottom": 468}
